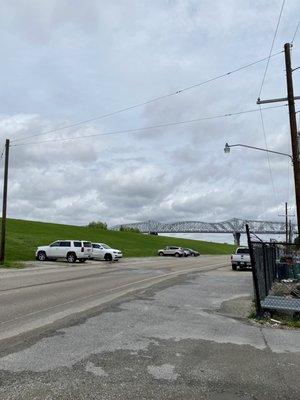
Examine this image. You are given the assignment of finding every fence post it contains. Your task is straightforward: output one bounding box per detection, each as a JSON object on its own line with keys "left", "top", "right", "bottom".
{"left": 262, "top": 244, "right": 268, "bottom": 297}
{"left": 271, "top": 243, "right": 277, "bottom": 281}
{"left": 246, "top": 224, "right": 262, "bottom": 316}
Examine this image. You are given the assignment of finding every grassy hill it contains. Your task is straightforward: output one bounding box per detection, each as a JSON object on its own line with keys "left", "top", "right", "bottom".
{"left": 3, "top": 218, "right": 236, "bottom": 266}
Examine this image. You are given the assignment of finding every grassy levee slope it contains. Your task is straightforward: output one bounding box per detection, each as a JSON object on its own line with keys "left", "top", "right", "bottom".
{"left": 4, "top": 218, "right": 236, "bottom": 266}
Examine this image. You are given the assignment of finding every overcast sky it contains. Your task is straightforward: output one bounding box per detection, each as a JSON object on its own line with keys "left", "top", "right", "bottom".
{"left": 0, "top": 0, "right": 300, "bottom": 226}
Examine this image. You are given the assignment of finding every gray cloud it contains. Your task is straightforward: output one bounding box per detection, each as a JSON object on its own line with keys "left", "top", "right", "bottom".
{"left": 0, "top": 0, "right": 299, "bottom": 227}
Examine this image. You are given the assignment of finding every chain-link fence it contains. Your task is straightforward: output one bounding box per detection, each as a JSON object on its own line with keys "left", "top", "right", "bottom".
{"left": 246, "top": 224, "right": 300, "bottom": 315}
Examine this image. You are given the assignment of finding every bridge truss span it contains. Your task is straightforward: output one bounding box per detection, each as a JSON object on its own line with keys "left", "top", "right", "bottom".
{"left": 113, "top": 218, "right": 296, "bottom": 245}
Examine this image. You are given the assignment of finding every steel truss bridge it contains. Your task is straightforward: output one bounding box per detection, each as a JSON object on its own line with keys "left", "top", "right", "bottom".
{"left": 113, "top": 218, "right": 296, "bottom": 245}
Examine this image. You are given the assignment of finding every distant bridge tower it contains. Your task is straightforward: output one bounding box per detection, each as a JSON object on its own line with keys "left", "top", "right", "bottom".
{"left": 233, "top": 232, "right": 241, "bottom": 246}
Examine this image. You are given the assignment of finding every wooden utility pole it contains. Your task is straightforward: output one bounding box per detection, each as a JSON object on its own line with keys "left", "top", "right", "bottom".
{"left": 284, "top": 43, "right": 300, "bottom": 239}
{"left": 0, "top": 139, "right": 10, "bottom": 264}
{"left": 257, "top": 43, "right": 300, "bottom": 238}
{"left": 288, "top": 219, "right": 293, "bottom": 243}
{"left": 278, "top": 202, "right": 295, "bottom": 247}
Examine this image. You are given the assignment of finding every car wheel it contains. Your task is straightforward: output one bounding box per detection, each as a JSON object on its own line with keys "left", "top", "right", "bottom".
{"left": 37, "top": 251, "right": 47, "bottom": 261}
{"left": 104, "top": 253, "right": 113, "bottom": 261}
{"left": 175, "top": 252, "right": 180, "bottom": 257}
{"left": 158, "top": 252, "right": 164, "bottom": 256}
{"left": 67, "top": 252, "right": 77, "bottom": 263}
{"left": 232, "top": 265, "right": 237, "bottom": 271}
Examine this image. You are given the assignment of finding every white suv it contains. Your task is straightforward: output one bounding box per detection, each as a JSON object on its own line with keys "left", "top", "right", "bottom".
{"left": 36, "top": 240, "right": 92, "bottom": 263}
{"left": 92, "top": 243, "right": 123, "bottom": 261}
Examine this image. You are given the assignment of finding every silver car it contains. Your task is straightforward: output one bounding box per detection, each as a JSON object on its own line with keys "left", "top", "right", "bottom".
{"left": 157, "top": 246, "right": 185, "bottom": 257}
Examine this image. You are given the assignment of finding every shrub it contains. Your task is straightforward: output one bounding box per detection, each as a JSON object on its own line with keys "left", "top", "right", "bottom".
{"left": 87, "top": 221, "right": 108, "bottom": 230}
{"left": 119, "top": 225, "right": 140, "bottom": 233}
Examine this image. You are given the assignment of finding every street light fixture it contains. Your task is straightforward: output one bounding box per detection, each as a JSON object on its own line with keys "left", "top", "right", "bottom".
{"left": 224, "top": 143, "right": 231, "bottom": 154}
{"left": 224, "top": 142, "right": 293, "bottom": 162}
{"left": 224, "top": 141, "right": 294, "bottom": 245}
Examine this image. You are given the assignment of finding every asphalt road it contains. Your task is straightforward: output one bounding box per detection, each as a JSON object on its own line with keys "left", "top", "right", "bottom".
{"left": 0, "top": 256, "right": 299, "bottom": 400}
{"left": 0, "top": 256, "right": 227, "bottom": 341}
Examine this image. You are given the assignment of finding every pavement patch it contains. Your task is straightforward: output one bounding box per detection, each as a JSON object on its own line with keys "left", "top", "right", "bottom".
{"left": 85, "top": 361, "right": 108, "bottom": 377}
{"left": 147, "top": 363, "right": 178, "bottom": 381}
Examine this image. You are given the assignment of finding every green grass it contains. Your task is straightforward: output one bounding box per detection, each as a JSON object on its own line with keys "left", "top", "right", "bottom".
{"left": 2, "top": 218, "right": 236, "bottom": 267}
{"left": 248, "top": 303, "right": 300, "bottom": 329}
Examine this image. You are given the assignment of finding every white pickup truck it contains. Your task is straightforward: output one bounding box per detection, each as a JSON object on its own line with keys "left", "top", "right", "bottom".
{"left": 231, "top": 247, "right": 251, "bottom": 270}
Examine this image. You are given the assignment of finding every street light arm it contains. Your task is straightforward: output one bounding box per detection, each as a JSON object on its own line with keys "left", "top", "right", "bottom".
{"left": 225, "top": 143, "right": 293, "bottom": 162}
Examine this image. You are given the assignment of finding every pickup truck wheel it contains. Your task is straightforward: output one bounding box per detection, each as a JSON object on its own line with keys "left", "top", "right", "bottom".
{"left": 105, "top": 253, "right": 113, "bottom": 261}
{"left": 158, "top": 252, "right": 164, "bottom": 256}
{"left": 37, "top": 251, "right": 47, "bottom": 261}
{"left": 232, "top": 265, "right": 237, "bottom": 271}
{"left": 175, "top": 252, "right": 180, "bottom": 257}
{"left": 67, "top": 252, "right": 77, "bottom": 263}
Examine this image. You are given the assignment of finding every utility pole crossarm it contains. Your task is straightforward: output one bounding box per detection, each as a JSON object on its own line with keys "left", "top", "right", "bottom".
{"left": 257, "top": 96, "right": 300, "bottom": 105}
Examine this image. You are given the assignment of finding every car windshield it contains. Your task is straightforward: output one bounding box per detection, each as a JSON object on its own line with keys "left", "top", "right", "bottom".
{"left": 237, "top": 248, "right": 249, "bottom": 254}
{"left": 100, "top": 243, "right": 111, "bottom": 249}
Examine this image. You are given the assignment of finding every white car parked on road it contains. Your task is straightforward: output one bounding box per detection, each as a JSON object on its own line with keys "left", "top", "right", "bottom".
{"left": 36, "top": 240, "right": 92, "bottom": 263}
{"left": 92, "top": 243, "right": 123, "bottom": 261}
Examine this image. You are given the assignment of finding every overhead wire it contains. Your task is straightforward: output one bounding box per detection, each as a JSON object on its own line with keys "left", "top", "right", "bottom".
{"left": 286, "top": 159, "right": 293, "bottom": 209}
{"left": 287, "top": 18, "right": 300, "bottom": 225}
{"left": 259, "top": 107, "right": 279, "bottom": 206}
{"left": 258, "top": 0, "right": 286, "bottom": 215}
{"left": 287, "top": 111, "right": 300, "bottom": 210}
{"left": 258, "top": 0, "right": 285, "bottom": 99}
{"left": 0, "top": 145, "right": 5, "bottom": 161}
{"left": 11, "top": 104, "right": 287, "bottom": 148}
{"left": 10, "top": 51, "right": 283, "bottom": 144}
{"left": 291, "top": 20, "right": 300, "bottom": 44}
{"left": 285, "top": 110, "right": 300, "bottom": 210}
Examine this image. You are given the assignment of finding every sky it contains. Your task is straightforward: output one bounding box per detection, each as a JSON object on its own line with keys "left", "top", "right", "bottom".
{"left": 0, "top": 0, "right": 300, "bottom": 227}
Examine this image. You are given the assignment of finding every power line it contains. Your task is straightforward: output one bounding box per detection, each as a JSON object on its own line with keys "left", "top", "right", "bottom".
{"left": 287, "top": 111, "right": 300, "bottom": 208}
{"left": 257, "top": 0, "right": 285, "bottom": 215}
{"left": 287, "top": 155, "right": 293, "bottom": 205}
{"left": 291, "top": 20, "right": 300, "bottom": 44}
{"left": 285, "top": 110, "right": 300, "bottom": 207}
{"left": 11, "top": 104, "right": 287, "bottom": 148}
{"left": 10, "top": 50, "right": 283, "bottom": 144}
{"left": 0, "top": 145, "right": 5, "bottom": 162}
{"left": 259, "top": 107, "right": 279, "bottom": 206}
{"left": 258, "top": 0, "right": 285, "bottom": 98}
